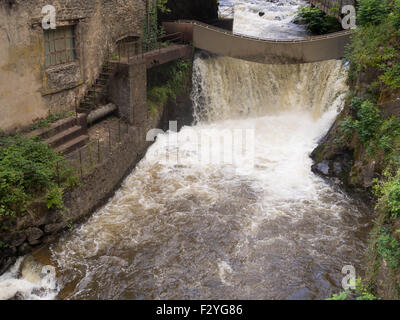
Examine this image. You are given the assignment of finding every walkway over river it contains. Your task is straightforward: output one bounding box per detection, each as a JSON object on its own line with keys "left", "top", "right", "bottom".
{"left": 163, "top": 20, "right": 352, "bottom": 64}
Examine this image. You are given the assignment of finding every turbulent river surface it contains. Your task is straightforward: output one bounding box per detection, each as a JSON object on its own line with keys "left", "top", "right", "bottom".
{"left": 0, "top": 0, "right": 373, "bottom": 300}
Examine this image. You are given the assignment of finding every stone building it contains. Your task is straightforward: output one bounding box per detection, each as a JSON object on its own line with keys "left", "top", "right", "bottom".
{"left": 0, "top": 0, "right": 146, "bottom": 133}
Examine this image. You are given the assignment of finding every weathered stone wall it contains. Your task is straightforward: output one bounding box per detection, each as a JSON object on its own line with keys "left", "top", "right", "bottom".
{"left": 0, "top": 102, "right": 167, "bottom": 275}
{"left": 0, "top": 0, "right": 145, "bottom": 133}
{"left": 0, "top": 54, "right": 195, "bottom": 275}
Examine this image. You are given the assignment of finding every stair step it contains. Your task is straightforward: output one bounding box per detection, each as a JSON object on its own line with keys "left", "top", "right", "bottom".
{"left": 80, "top": 101, "right": 95, "bottom": 106}
{"left": 88, "top": 88, "right": 103, "bottom": 93}
{"left": 55, "top": 135, "right": 89, "bottom": 155}
{"left": 76, "top": 107, "right": 91, "bottom": 114}
{"left": 25, "top": 115, "right": 77, "bottom": 140}
{"left": 44, "top": 125, "right": 84, "bottom": 149}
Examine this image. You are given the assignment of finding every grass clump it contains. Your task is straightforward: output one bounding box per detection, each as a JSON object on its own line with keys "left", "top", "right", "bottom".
{"left": 147, "top": 59, "right": 192, "bottom": 113}
{"left": 0, "top": 136, "right": 75, "bottom": 219}
{"left": 29, "top": 111, "right": 76, "bottom": 132}
{"left": 295, "top": 5, "right": 342, "bottom": 35}
{"left": 327, "top": 278, "right": 378, "bottom": 300}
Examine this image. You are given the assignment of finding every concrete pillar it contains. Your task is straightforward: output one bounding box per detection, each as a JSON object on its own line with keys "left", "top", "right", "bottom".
{"left": 108, "top": 59, "right": 148, "bottom": 126}
{"left": 129, "top": 60, "right": 148, "bottom": 127}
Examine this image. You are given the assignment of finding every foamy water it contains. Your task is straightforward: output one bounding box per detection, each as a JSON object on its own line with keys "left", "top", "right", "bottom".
{"left": 0, "top": 0, "right": 372, "bottom": 300}
{"left": 220, "top": 0, "right": 310, "bottom": 39}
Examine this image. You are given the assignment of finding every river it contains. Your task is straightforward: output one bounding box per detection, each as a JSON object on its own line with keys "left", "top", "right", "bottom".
{"left": 0, "top": 0, "right": 373, "bottom": 300}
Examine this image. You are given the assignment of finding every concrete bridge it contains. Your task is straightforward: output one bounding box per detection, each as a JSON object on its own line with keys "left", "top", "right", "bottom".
{"left": 163, "top": 20, "right": 352, "bottom": 64}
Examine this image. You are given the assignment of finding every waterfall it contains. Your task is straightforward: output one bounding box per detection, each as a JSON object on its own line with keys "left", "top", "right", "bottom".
{"left": 0, "top": 0, "right": 372, "bottom": 301}
{"left": 191, "top": 54, "right": 348, "bottom": 123}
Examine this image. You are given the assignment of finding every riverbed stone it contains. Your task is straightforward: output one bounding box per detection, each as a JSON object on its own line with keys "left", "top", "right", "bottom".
{"left": 314, "top": 160, "right": 331, "bottom": 176}
{"left": 44, "top": 222, "right": 67, "bottom": 235}
{"left": 0, "top": 257, "right": 16, "bottom": 276}
{"left": 25, "top": 227, "right": 43, "bottom": 244}
{"left": 10, "top": 233, "right": 27, "bottom": 247}
{"left": 333, "top": 161, "right": 343, "bottom": 176}
{"left": 17, "top": 243, "right": 32, "bottom": 255}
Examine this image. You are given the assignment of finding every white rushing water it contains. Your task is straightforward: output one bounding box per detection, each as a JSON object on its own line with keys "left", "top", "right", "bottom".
{"left": 0, "top": 0, "right": 372, "bottom": 300}
{"left": 220, "top": 0, "right": 310, "bottom": 39}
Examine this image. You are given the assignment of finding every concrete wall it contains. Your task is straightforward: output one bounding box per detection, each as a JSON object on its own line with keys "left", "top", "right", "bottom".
{"left": 190, "top": 22, "right": 351, "bottom": 64}
{"left": 0, "top": 74, "right": 195, "bottom": 276}
{"left": 0, "top": 0, "right": 145, "bottom": 133}
{"left": 108, "top": 60, "right": 148, "bottom": 126}
{"left": 164, "top": 21, "right": 351, "bottom": 64}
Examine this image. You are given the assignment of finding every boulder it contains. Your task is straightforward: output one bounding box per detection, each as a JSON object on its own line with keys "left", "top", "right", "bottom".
{"left": 25, "top": 227, "right": 44, "bottom": 244}
{"left": 313, "top": 160, "right": 331, "bottom": 176}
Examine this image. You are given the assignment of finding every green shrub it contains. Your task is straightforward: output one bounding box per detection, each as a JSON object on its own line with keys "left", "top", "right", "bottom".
{"left": 147, "top": 59, "right": 192, "bottom": 111}
{"left": 29, "top": 111, "right": 75, "bottom": 131}
{"left": 0, "top": 136, "right": 72, "bottom": 218}
{"left": 376, "top": 226, "right": 400, "bottom": 269}
{"left": 295, "top": 6, "right": 342, "bottom": 35}
{"left": 327, "top": 278, "right": 378, "bottom": 300}
{"left": 379, "top": 64, "right": 400, "bottom": 90}
{"left": 349, "top": 96, "right": 364, "bottom": 111}
{"left": 392, "top": 0, "right": 400, "bottom": 33}
{"left": 353, "top": 100, "right": 382, "bottom": 144}
{"left": 338, "top": 116, "right": 356, "bottom": 144}
{"left": 357, "top": 0, "right": 391, "bottom": 26}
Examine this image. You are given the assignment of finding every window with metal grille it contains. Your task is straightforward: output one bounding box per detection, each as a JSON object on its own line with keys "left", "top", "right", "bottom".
{"left": 44, "top": 26, "right": 76, "bottom": 68}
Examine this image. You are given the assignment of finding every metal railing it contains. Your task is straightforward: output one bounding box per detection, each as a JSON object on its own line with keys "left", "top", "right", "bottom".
{"left": 55, "top": 118, "right": 130, "bottom": 184}
{"left": 112, "top": 32, "right": 184, "bottom": 64}
{"left": 174, "top": 20, "right": 352, "bottom": 43}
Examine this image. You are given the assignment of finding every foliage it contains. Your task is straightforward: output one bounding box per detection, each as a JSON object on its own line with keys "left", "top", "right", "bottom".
{"left": 346, "top": 2, "right": 400, "bottom": 98}
{"left": 156, "top": 0, "right": 170, "bottom": 13}
{"left": 353, "top": 100, "right": 382, "bottom": 144}
{"left": 357, "top": 0, "right": 391, "bottom": 26}
{"left": 338, "top": 98, "right": 382, "bottom": 145}
{"left": 295, "top": 6, "right": 342, "bottom": 35}
{"left": 147, "top": 59, "right": 192, "bottom": 111}
{"left": 29, "top": 111, "right": 75, "bottom": 131}
{"left": 143, "top": 0, "right": 166, "bottom": 51}
{"left": 336, "top": 0, "right": 400, "bottom": 300}
{"left": 376, "top": 226, "right": 400, "bottom": 269}
{"left": 327, "top": 278, "right": 378, "bottom": 300}
{"left": 0, "top": 136, "right": 73, "bottom": 218}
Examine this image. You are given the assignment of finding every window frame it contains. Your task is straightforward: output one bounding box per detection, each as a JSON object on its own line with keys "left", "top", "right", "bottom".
{"left": 44, "top": 25, "right": 77, "bottom": 68}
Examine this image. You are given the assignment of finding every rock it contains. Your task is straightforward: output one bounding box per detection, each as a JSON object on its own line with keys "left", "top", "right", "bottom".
{"left": 28, "top": 239, "right": 42, "bottom": 246}
{"left": 18, "top": 243, "right": 32, "bottom": 255}
{"left": 259, "top": 12, "right": 265, "bottom": 17}
{"left": 333, "top": 161, "right": 343, "bottom": 176}
{"left": 42, "top": 235, "right": 57, "bottom": 244}
{"left": 350, "top": 160, "right": 376, "bottom": 188}
{"left": 0, "top": 256, "right": 16, "bottom": 276}
{"left": 313, "top": 160, "right": 331, "bottom": 176}
{"left": 25, "top": 227, "right": 43, "bottom": 244}
{"left": 44, "top": 222, "right": 67, "bottom": 234}
{"left": 10, "top": 233, "right": 27, "bottom": 247}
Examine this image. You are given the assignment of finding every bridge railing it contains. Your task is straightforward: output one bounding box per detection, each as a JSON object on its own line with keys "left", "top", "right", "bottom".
{"left": 172, "top": 20, "right": 352, "bottom": 43}
{"left": 112, "top": 32, "right": 184, "bottom": 64}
